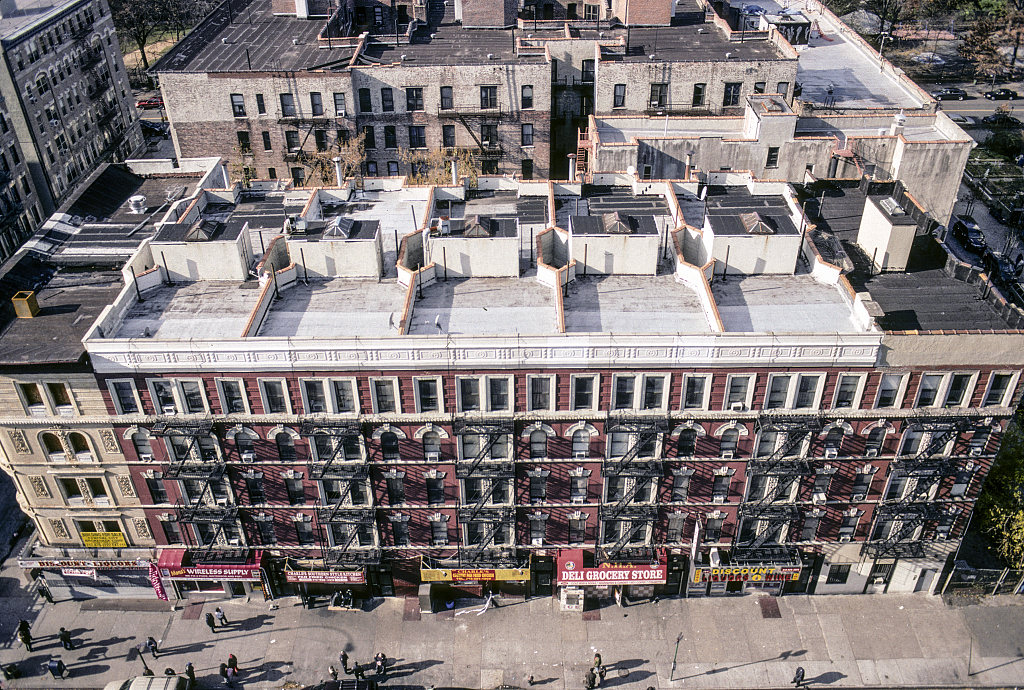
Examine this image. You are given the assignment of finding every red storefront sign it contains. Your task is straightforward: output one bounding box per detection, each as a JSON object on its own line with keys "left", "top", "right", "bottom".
{"left": 556, "top": 549, "right": 667, "bottom": 586}
{"left": 284, "top": 570, "right": 366, "bottom": 584}
{"left": 157, "top": 549, "right": 263, "bottom": 581}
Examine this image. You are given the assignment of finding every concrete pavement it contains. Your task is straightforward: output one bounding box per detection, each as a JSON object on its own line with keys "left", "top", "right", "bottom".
{"left": 1, "top": 565, "right": 1023, "bottom": 689}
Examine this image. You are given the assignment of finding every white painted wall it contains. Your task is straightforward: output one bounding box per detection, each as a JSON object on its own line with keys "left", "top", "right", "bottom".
{"left": 287, "top": 231, "right": 383, "bottom": 279}
{"left": 569, "top": 233, "right": 659, "bottom": 275}
{"left": 152, "top": 230, "right": 252, "bottom": 282}
{"left": 709, "top": 231, "right": 802, "bottom": 275}
{"left": 428, "top": 234, "right": 520, "bottom": 278}
{"left": 855, "top": 198, "right": 916, "bottom": 272}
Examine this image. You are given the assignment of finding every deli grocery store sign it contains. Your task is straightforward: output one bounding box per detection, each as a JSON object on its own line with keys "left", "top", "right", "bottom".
{"left": 555, "top": 550, "right": 666, "bottom": 586}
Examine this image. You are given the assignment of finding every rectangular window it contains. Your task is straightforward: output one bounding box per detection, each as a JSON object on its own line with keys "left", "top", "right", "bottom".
{"left": 325, "top": 380, "right": 355, "bottom": 414}
{"left": 246, "top": 476, "right": 266, "bottom": 503}
{"left": 162, "top": 521, "right": 183, "bottom": 544}
{"left": 442, "top": 124, "right": 456, "bottom": 147}
{"left": 951, "top": 468, "right": 973, "bottom": 497}
{"left": 522, "top": 159, "right": 533, "bottom": 180}
{"left": 459, "top": 378, "right": 481, "bottom": 411}
{"left": 570, "top": 476, "right": 588, "bottom": 501}
{"left": 776, "top": 82, "right": 789, "bottom": 98}
{"left": 386, "top": 476, "right": 405, "bottom": 504}
{"left": 642, "top": 376, "right": 665, "bottom": 409}
{"left": 584, "top": 3, "right": 598, "bottom": 20}
{"left": 944, "top": 373, "right": 973, "bottom": 408}
{"left": 529, "top": 376, "right": 551, "bottom": 410}
{"left": 704, "top": 517, "right": 723, "bottom": 542}
{"left": 151, "top": 380, "right": 177, "bottom": 414}
{"left": 256, "top": 93, "right": 266, "bottom": 114}
{"left": 372, "top": 379, "right": 398, "bottom": 413}
{"left": 984, "top": 373, "right": 1014, "bottom": 406}
{"left": 256, "top": 519, "right": 276, "bottom": 545}
{"left": 392, "top": 520, "right": 410, "bottom": 546}
{"left": 671, "top": 473, "right": 690, "bottom": 501}
{"left": 572, "top": 376, "right": 595, "bottom": 410}
{"left": 801, "top": 515, "right": 820, "bottom": 541}
{"left": 285, "top": 130, "right": 300, "bottom": 151}
{"left": 712, "top": 475, "right": 730, "bottom": 500}
{"left": 480, "top": 85, "right": 498, "bottom": 109}
{"left": 529, "top": 475, "right": 547, "bottom": 502}
{"left": 236, "top": 130, "right": 251, "bottom": 152}
{"left": 146, "top": 478, "right": 168, "bottom": 503}
{"left": 268, "top": 167, "right": 277, "bottom": 180}
{"left": 179, "top": 380, "right": 206, "bottom": 413}
{"left": 521, "top": 84, "right": 533, "bottom": 108}
{"left": 826, "top": 563, "right": 850, "bottom": 584}
{"left": 753, "top": 81, "right": 766, "bottom": 94}
{"left": 285, "top": 478, "right": 305, "bottom": 505}
{"left": 417, "top": 378, "right": 439, "bottom": 412}
{"left": 295, "top": 521, "right": 315, "bottom": 546}
{"left": 692, "top": 83, "right": 706, "bottom": 107}
{"left": 795, "top": 375, "right": 820, "bottom": 409}
{"left": 723, "top": 82, "right": 742, "bottom": 107}
{"left": 230, "top": 93, "right": 246, "bottom": 117}
{"left": 406, "top": 87, "right": 423, "bottom": 111}
{"left": 521, "top": 123, "right": 534, "bottom": 146}
{"left": 362, "top": 126, "right": 376, "bottom": 149}
{"left": 261, "top": 131, "right": 272, "bottom": 151}
{"left": 384, "top": 125, "right": 397, "bottom": 149}
{"left": 380, "top": 88, "right": 394, "bottom": 112}
{"left": 765, "top": 146, "right": 779, "bottom": 169}
{"left": 333, "top": 92, "right": 346, "bottom": 115}
{"left": 431, "top": 520, "right": 448, "bottom": 545}
{"left": 18, "top": 382, "right": 44, "bottom": 413}
{"left": 876, "top": 373, "right": 904, "bottom": 408}
{"left": 683, "top": 376, "right": 707, "bottom": 410}
{"left": 302, "top": 380, "right": 328, "bottom": 413}
{"left": 834, "top": 374, "right": 860, "bottom": 408}
{"left": 261, "top": 380, "right": 289, "bottom": 413}
{"left": 581, "top": 59, "right": 595, "bottom": 83}
{"left": 314, "top": 129, "right": 328, "bottom": 151}
{"left": 426, "top": 477, "right": 445, "bottom": 505}
{"left": 440, "top": 85, "right": 453, "bottom": 110}
{"left": 365, "top": 161, "right": 377, "bottom": 176}
{"left": 766, "top": 375, "right": 790, "bottom": 409}
{"left": 481, "top": 124, "right": 498, "bottom": 148}
{"left": 280, "top": 93, "right": 296, "bottom": 117}
{"left": 726, "top": 376, "right": 750, "bottom": 408}
{"left": 917, "top": 374, "right": 942, "bottom": 407}
{"left": 613, "top": 83, "right": 626, "bottom": 108}
{"left": 613, "top": 376, "right": 635, "bottom": 410}
{"left": 569, "top": 518, "right": 587, "bottom": 544}
{"left": 530, "top": 517, "right": 546, "bottom": 542}
{"left": 408, "top": 125, "right": 426, "bottom": 148}
{"left": 649, "top": 83, "right": 668, "bottom": 108}
{"left": 488, "top": 377, "right": 510, "bottom": 411}
{"left": 358, "top": 88, "right": 372, "bottom": 113}
{"left": 310, "top": 91, "right": 323, "bottom": 116}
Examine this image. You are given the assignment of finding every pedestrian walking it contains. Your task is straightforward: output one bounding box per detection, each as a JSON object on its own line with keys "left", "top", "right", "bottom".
{"left": 792, "top": 666, "right": 805, "bottom": 688}
{"left": 374, "top": 652, "right": 387, "bottom": 675}
{"left": 214, "top": 607, "right": 228, "bottom": 626}
{"left": 37, "top": 580, "right": 54, "bottom": 604}
{"left": 184, "top": 662, "right": 196, "bottom": 690}
{"left": 146, "top": 636, "right": 160, "bottom": 659}
{"left": 329, "top": 665, "right": 339, "bottom": 681}
{"left": 58, "top": 628, "right": 74, "bottom": 650}
{"left": 593, "top": 653, "right": 602, "bottom": 669}
{"left": 17, "top": 628, "right": 31, "bottom": 652}
{"left": 353, "top": 663, "right": 366, "bottom": 680}
{"left": 527, "top": 675, "right": 536, "bottom": 686}
{"left": 584, "top": 667, "right": 597, "bottom": 690}
{"left": 205, "top": 612, "right": 217, "bottom": 633}
{"left": 340, "top": 650, "right": 350, "bottom": 674}
{"left": 227, "top": 654, "right": 238, "bottom": 673}
{"left": 220, "top": 662, "right": 231, "bottom": 686}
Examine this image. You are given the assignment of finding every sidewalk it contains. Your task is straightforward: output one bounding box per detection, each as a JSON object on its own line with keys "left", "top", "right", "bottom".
{"left": 2, "top": 577, "right": 1023, "bottom": 690}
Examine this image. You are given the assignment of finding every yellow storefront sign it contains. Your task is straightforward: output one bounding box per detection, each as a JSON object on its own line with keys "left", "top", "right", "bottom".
{"left": 420, "top": 567, "right": 530, "bottom": 582}
{"left": 81, "top": 531, "right": 128, "bottom": 548}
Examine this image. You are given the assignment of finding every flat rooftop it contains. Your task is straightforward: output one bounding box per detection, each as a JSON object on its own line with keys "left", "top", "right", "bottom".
{"left": 0, "top": 0, "right": 71, "bottom": 40}
{"left": 114, "top": 281, "right": 258, "bottom": 339}
{"left": 809, "top": 184, "right": 1017, "bottom": 331}
{"left": 594, "top": 116, "right": 746, "bottom": 144}
{"left": 712, "top": 273, "right": 861, "bottom": 333}
{"left": 606, "top": 23, "right": 785, "bottom": 63}
{"left": 705, "top": 186, "right": 799, "bottom": 236}
{"left": 407, "top": 278, "right": 557, "bottom": 335}
{"left": 0, "top": 255, "right": 123, "bottom": 365}
{"left": 563, "top": 275, "right": 712, "bottom": 334}
{"left": 258, "top": 278, "right": 407, "bottom": 338}
{"left": 554, "top": 187, "right": 670, "bottom": 229}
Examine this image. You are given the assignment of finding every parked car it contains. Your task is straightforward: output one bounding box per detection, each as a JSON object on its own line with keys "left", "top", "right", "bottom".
{"left": 103, "top": 677, "right": 187, "bottom": 690}
{"left": 981, "top": 113, "right": 1023, "bottom": 128}
{"left": 932, "top": 87, "right": 968, "bottom": 100}
{"left": 948, "top": 114, "right": 978, "bottom": 127}
{"left": 984, "top": 88, "right": 1018, "bottom": 100}
{"left": 135, "top": 96, "right": 164, "bottom": 110}
{"left": 140, "top": 120, "right": 168, "bottom": 137}
{"left": 950, "top": 215, "right": 986, "bottom": 254}
{"left": 983, "top": 248, "right": 1016, "bottom": 287}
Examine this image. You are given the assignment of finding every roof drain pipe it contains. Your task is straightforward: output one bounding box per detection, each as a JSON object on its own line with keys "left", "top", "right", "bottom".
{"left": 299, "top": 248, "right": 309, "bottom": 285}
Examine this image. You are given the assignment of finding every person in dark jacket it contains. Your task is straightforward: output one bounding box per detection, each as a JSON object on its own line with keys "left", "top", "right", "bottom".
{"left": 205, "top": 612, "right": 217, "bottom": 633}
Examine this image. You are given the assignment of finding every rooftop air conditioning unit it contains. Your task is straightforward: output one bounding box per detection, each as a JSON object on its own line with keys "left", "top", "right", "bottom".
{"left": 838, "top": 535, "right": 852, "bottom": 543}
{"left": 865, "top": 448, "right": 878, "bottom": 457}
{"left": 721, "top": 450, "right": 734, "bottom": 459}
{"left": 824, "top": 448, "right": 838, "bottom": 459}
{"left": 730, "top": 402, "right": 745, "bottom": 412}
{"left": 138, "top": 453, "right": 153, "bottom": 462}
{"left": 812, "top": 492, "right": 826, "bottom": 504}
{"left": 851, "top": 493, "right": 866, "bottom": 501}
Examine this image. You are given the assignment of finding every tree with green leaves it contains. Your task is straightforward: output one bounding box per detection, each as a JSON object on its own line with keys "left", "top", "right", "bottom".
{"left": 975, "top": 418, "right": 1024, "bottom": 568}
{"left": 109, "top": 0, "right": 168, "bottom": 70}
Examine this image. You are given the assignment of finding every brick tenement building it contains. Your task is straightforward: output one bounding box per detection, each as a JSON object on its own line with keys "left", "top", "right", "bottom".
{"left": 152, "top": 0, "right": 798, "bottom": 183}
{"left": 48, "top": 171, "right": 1022, "bottom": 603}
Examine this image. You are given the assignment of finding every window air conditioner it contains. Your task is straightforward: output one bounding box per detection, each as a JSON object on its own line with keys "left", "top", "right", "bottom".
{"left": 865, "top": 448, "right": 878, "bottom": 457}
{"left": 721, "top": 450, "right": 734, "bottom": 459}
{"left": 425, "top": 451, "right": 439, "bottom": 461}
{"left": 573, "top": 451, "right": 588, "bottom": 460}
{"left": 712, "top": 495, "right": 727, "bottom": 504}
{"left": 531, "top": 537, "right": 543, "bottom": 546}
{"left": 338, "top": 108, "right": 347, "bottom": 117}
{"left": 812, "top": 492, "right": 826, "bottom": 504}
{"left": 851, "top": 493, "right": 865, "bottom": 501}
{"left": 215, "top": 497, "right": 229, "bottom": 506}
{"left": 240, "top": 451, "right": 256, "bottom": 462}
{"left": 161, "top": 405, "right": 177, "bottom": 414}
{"left": 838, "top": 535, "right": 852, "bottom": 542}
{"left": 571, "top": 496, "right": 585, "bottom": 504}
{"left": 969, "top": 447, "right": 983, "bottom": 456}
{"left": 824, "top": 448, "right": 838, "bottom": 459}
{"left": 730, "top": 402, "right": 746, "bottom": 412}
{"left": 227, "top": 538, "right": 241, "bottom": 546}
{"left": 138, "top": 453, "right": 153, "bottom": 461}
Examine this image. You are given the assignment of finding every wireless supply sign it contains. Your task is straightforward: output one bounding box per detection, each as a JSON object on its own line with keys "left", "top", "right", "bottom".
{"left": 556, "top": 550, "right": 667, "bottom": 586}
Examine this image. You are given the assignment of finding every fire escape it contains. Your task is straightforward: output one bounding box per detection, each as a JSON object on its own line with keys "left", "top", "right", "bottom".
{"left": 863, "top": 415, "right": 988, "bottom": 558}
{"left": 301, "top": 421, "right": 379, "bottom": 566}
{"left": 733, "top": 415, "right": 823, "bottom": 563}
{"left": 155, "top": 420, "right": 240, "bottom": 561}
{"left": 598, "top": 415, "right": 668, "bottom": 563}
{"left": 455, "top": 419, "right": 515, "bottom": 566}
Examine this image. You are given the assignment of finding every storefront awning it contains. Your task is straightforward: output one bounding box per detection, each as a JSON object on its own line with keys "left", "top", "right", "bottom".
{"left": 158, "top": 549, "right": 264, "bottom": 581}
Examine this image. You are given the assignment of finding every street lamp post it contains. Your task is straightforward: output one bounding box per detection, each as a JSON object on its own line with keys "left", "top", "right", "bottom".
{"left": 670, "top": 633, "right": 683, "bottom": 681}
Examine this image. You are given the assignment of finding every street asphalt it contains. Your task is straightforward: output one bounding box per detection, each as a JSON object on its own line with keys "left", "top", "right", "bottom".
{"left": 1, "top": 542, "right": 1023, "bottom": 690}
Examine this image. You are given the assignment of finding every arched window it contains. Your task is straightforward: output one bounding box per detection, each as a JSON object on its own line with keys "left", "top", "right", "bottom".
{"left": 343, "top": 436, "right": 361, "bottom": 461}
{"left": 530, "top": 430, "right": 547, "bottom": 459}
{"left": 571, "top": 430, "right": 590, "bottom": 457}
{"left": 866, "top": 427, "right": 886, "bottom": 453}
{"left": 132, "top": 431, "right": 153, "bottom": 458}
{"left": 720, "top": 428, "right": 739, "bottom": 455}
{"left": 41, "top": 432, "right": 63, "bottom": 457}
{"left": 824, "top": 428, "right": 845, "bottom": 455}
{"left": 68, "top": 432, "right": 90, "bottom": 456}
{"left": 900, "top": 429, "right": 923, "bottom": 456}
{"left": 381, "top": 431, "right": 400, "bottom": 460}
{"left": 422, "top": 431, "right": 441, "bottom": 458}
{"left": 236, "top": 430, "right": 257, "bottom": 459}
{"left": 462, "top": 433, "right": 481, "bottom": 460}
{"left": 676, "top": 429, "right": 697, "bottom": 456}
{"left": 311, "top": 434, "right": 333, "bottom": 461}
{"left": 609, "top": 432, "right": 629, "bottom": 457}
{"left": 276, "top": 431, "right": 296, "bottom": 461}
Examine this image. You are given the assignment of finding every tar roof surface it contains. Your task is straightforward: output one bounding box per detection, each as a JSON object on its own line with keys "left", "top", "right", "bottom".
{"left": 705, "top": 186, "right": 799, "bottom": 235}
{"left": 611, "top": 24, "right": 784, "bottom": 63}
{"left": 811, "top": 184, "right": 1016, "bottom": 331}
{"left": 0, "top": 256, "right": 123, "bottom": 365}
